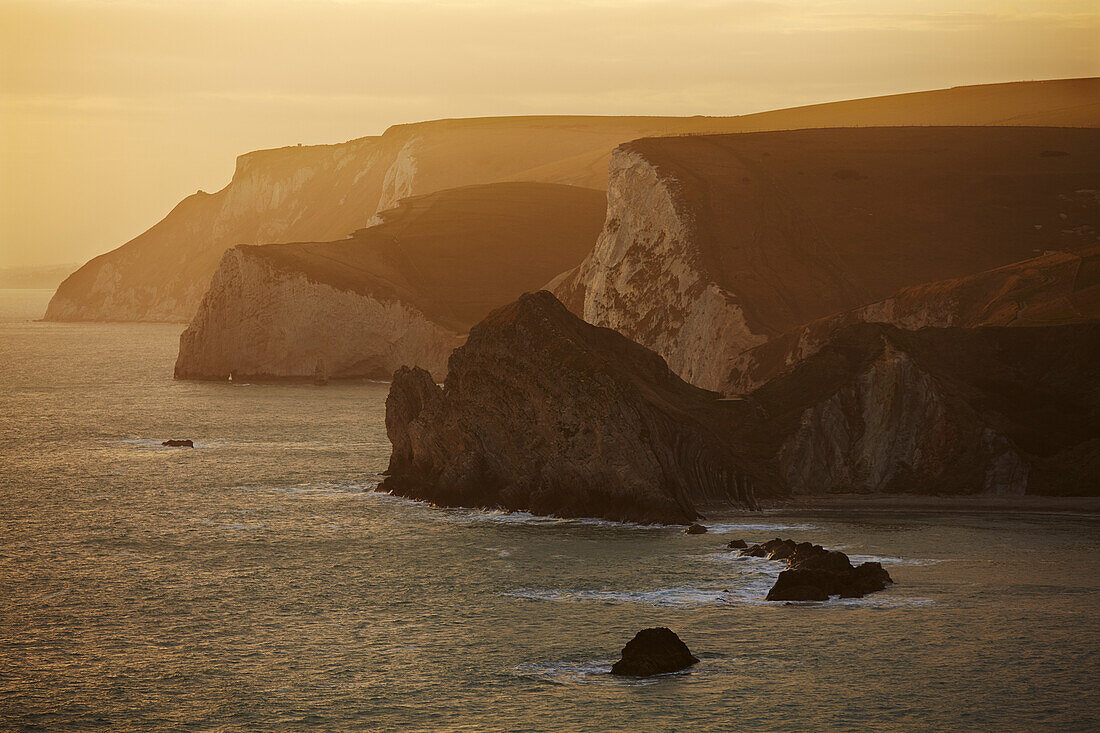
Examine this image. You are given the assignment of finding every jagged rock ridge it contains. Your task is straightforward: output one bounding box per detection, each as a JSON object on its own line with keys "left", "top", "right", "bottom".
{"left": 381, "top": 291, "right": 773, "bottom": 524}
{"left": 751, "top": 321, "right": 1100, "bottom": 497}
{"left": 382, "top": 292, "right": 1099, "bottom": 523}
{"left": 47, "top": 78, "right": 1100, "bottom": 322}
{"left": 174, "top": 183, "right": 607, "bottom": 382}
{"left": 554, "top": 126, "right": 1100, "bottom": 391}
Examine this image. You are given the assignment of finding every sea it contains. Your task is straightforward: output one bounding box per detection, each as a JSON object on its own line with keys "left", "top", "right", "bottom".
{"left": 1, "top": 289, "right": 1097, "bottom": 732}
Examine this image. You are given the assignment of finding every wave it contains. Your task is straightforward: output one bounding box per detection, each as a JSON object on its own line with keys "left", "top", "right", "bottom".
{"left": 238, "top": 480, "right": 381, "bottom": 496}
{"left": 512, "top": 659, "right": 702, "bottom": 686}
{"left": 847, "top": 554, "right": 945, "bottom": 566}
{"left": 703, "top": 521, "right": 820, "bottom": 534}
{"left": 366, "top": 493, "right": 672, "bottom": 530}
{"left": 504, "top": 584, "right": 934, "bottom": 609}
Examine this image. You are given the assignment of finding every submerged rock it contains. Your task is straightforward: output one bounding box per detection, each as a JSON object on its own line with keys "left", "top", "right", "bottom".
{"left": 610, "top": 628, "right": 699, "bottom": 677}
{"left": 739, "top": 538, "right": 893, "bottom": 601}
{"left": 162, "top": 439, "right": 194, "bottom": 448}
{"left": 381, "top": 291, "right": 771, "bottom": 524}
{"left": 685, "top": 523, "right": 708, "bottom": 534}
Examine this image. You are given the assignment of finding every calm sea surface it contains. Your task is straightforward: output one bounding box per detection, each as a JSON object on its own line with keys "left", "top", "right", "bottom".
{"left": 1, "top": 289, "right": 1097, "bottom": 732}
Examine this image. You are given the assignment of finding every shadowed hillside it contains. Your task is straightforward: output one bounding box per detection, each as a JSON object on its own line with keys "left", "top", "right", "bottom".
{"left": 555, "top": 125, "right": 1100, "bottom": 390}
{"left": 174, "top": 183, "right": 607, "bottom": 381}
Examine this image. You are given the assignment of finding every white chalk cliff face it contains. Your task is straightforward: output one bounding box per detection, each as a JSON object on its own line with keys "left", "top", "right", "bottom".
{"left": 174, "top": 182, "right": 608, "bottom": 382}
{"left": 48, "top": 78, "right": 1100, "bottom": 323}
{"left": 175, "top": 248, "right": 462, "bottom": 381}
{"left": 556, "top": 149, "right": 765, "bottom": 391}
{"left": 557, "top": 126, "right": 1100, "bottom": 393}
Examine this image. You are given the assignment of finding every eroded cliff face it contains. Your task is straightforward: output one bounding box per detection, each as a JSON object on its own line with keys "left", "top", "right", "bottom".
{"left": 382, "top": 294, "right": 1099, "bottom": 516}
{"left": 174, "top": 183, "right": 608, "bottom": 382}
{"left": 174, "top": 248, "right": 462, "bottom": 382}
{"left": 753, "top": 322, "right": 1100, "bottom": 497}
{"left": 49, "top": 79, "right": 1100, "bottom": 323}
{"left": 46, "top": 137, "right": 388, "bottom": 323}
{"left": 776, "top": 344, "right": 1027, "bottom": 496}
{"left": 555, "top": 150, "right": 766, "bottom": 390}
{"left": 558, "top": 127, "right": 1100, "bottom": 392}
{"left": 381, "top": 291, "right": 772, "bottom": 524}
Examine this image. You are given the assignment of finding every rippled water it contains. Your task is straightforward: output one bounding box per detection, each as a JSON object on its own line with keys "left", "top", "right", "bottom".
{"left": 2, "top": 289, "right": 1098, "bottom": 731}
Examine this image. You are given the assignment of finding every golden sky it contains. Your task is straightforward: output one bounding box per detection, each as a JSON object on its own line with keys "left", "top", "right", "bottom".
{"left": 1, "top": 0, "right": 1097, "bottom": 268}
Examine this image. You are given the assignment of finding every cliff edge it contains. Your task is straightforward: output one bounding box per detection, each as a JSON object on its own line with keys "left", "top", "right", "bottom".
{"left": 382, "top": 292, "right": 1099, "bottom": 522}
{"left": 555, "top": 125, "right": 1100, "bottom": 391}
{"left": 48, "top": 78, "right": 1100, "bottom": 322}
{"left": 174, "top": 183, "right": 606, "bottom": 381}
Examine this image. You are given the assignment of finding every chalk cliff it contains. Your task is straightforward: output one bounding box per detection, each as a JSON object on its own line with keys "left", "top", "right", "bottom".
{"left": 555, "top": 126, "right": 1100, "bottom": 391}
{"left": 48, "top": 78, "right": 1100, "bottom": 322}
{"left": 381, "top": 292, "right": 773, "bottom": 524}
{"left": 174, "top": 183, "right": 606, "bottom": 381}
{"left": 382, "top": 292, "right": 1099, "bottom": 522}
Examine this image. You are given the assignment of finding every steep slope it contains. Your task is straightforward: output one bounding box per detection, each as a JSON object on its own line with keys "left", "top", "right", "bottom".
{"left": 555, "top": 126, "right": 1100, "bottom": 390}
{"left": 728, "top": 245, "right": 1100, "bottom": 392}
{"left": 381, "top": 292, "right": 1099, "bottom": 522}
{"left": 174, "top": 183, "right": 606, "bottom": 381}
{"left": 47, "top": 78, "right": 1100, "bottom": 322}
{"left": 381, "top": 291, "right": 772, "bottom": 524}
{"left": 752, "top": 322, "right": 1100, "bottom": 497}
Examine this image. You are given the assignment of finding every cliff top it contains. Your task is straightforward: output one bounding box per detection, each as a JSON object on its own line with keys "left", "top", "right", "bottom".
{"left": 243, "top": 183, "right": 607, "bottom": 332}
{"left": 619, "top": 125, "right": 1100, "bottom": 336}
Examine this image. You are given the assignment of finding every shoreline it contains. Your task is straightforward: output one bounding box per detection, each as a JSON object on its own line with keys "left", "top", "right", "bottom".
{"left": 746, "top": 493, "right": 1100, "bottom": 516}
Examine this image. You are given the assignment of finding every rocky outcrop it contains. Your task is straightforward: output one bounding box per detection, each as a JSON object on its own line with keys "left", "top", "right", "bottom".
{"left": 751, "top": 322, "right": 1100, "bottom": 497}
{"left": 740, "top": 538, "right": 893, "bottom": 601}
{"left": 161, "top": 439, "right": 193, "bottom": 448}
{"left": 727, "top": 245, "right": 1100, "bottom": 392}
{"left": 382, "top": 292, "right": 1100, "bottom": 509}
{"left": 610, "top": 629, "right": 699, "bottom": 677}
{"left": 49, "top": 79, "right": 1100, "bottom": 323}
{"left": 175, "top": 183, "right": 606, "bottom": 382}
{"left": 555, "top": 126, "right": 1100, "bottom": 391}
{"left": 380, "top": 291, "right": 773, "bottom": 524}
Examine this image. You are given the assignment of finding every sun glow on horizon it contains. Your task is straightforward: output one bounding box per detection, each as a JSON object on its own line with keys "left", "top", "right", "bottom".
{"left": 1, "top": 0, "right": 1097, "bottom": 268}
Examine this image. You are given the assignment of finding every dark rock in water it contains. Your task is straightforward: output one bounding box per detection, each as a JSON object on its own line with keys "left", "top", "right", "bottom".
{"left": 162, "top": 439, "right": 194, "bottom": 448}
{"left": 727, "top": 539, "right": 748, "bottom": 549}
{"left": 685, "top": 523, "right": 708, "bottom": 534}
{"left": 739, "top": 537, "right": 894, "bottom": 601}
{"left": 610, "top": 628, "right": 700, "bottom": 677}
{"left": 380, "top": 291, "right": 772, "bottom": 524}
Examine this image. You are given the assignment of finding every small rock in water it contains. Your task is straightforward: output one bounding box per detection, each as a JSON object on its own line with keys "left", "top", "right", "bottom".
{"left": 685, "top": 523, "right": 708, "bottom": 534}
{"left": 727, "top": 539, "right": 748, "bottom": 549}
{"left": 611, "top": 627, "right": 700, "bottom": 677}
{"left": 162, "top": 439, "right": 194, "bottom": 448}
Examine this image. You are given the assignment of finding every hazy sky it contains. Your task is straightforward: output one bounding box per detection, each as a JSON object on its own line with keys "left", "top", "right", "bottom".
{"left": 1, "top": 0, "right": 1097, "bottom": 268}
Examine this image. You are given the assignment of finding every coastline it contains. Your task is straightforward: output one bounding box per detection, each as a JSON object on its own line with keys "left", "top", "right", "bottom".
{"left": 750, "top": 493, "right": 1100, "bottom": 516}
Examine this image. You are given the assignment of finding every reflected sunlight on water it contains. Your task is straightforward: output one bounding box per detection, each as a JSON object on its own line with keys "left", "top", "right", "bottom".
{"left": 1, "top": 291, "right": 1098, "bottom": 732}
